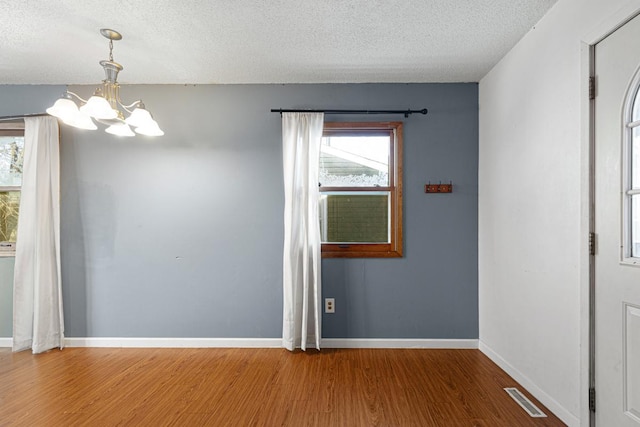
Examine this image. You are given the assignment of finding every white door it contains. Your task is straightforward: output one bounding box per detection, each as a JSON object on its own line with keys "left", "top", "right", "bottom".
{"left": 595, "top": 12, "right": 640, "bottom": 426}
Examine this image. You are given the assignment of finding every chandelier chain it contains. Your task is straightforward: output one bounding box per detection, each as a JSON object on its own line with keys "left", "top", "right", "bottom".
{"left": 108, "top": 39, "right": 114, "bottom": 62}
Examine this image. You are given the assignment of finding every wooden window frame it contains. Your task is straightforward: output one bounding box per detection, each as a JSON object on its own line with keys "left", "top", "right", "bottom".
{"left": 320, "top": 121, "right": 403, "bottom": 258}
{"left": 0, "top": 123, "right": 25, "bottom": 257}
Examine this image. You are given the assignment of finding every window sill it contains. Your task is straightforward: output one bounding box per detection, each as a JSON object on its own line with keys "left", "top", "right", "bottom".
{"left": 322, "top": 244, "right": 402, "bottom": 258}
{"left": 621, "top": 257, "right": 640, "bottom": 267}
{"left": 322, "top": 252, "right": 403, "bottom": 258}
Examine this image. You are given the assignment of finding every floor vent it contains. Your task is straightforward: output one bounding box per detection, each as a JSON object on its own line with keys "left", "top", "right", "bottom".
{"left": 504, "top": 387, "right": 547, "bottom": 418}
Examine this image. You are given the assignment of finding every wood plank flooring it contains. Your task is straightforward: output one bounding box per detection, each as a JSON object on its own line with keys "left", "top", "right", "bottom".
{"left": 0, "top": 348, "right": 566, "bottom": 426}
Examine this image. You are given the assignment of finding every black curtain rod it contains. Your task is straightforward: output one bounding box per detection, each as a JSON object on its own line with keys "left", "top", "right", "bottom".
{"left": 270, "top": 108, "right": 428, "bottom": 118}
{"left": 0, "top": 113, "right": 49, "bottom": 121}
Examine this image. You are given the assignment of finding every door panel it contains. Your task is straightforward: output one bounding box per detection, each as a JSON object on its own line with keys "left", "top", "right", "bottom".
{"left": 595, "top": 12, "right": 640, "bottom": 426}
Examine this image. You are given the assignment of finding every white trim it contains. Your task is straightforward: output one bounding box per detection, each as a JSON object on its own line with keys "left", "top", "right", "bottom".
{"left": 580, "top": 40, "right": 595, "bottom": 427}
{"left": 582, "top": 2, "right": 640, "bottom": 45}
{"left": 55, "top": 337, "right": 479, "bottom": 349}
{"left": 64, "top": 338, "right": 283, "bottom": 348}
{"left": 322, "top": 338, "right": 478, "bottom": 349}
{"left": 479, "top": 341, "right": 580, "bottom": 427}
{"left": 0, "top": 337, "right": 12, "bottom": 347}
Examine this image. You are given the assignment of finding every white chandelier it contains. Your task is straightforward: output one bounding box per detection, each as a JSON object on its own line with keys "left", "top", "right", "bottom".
{"left": 47, "top": 29, "right": 163, "bottom": 137}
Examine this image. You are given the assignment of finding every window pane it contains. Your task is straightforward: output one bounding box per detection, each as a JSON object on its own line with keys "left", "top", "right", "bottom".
{"left": 320, "top": 193, "right": 389, "bottom": 243}
{"left": 633, "top": 87, "right": 640, "bottom": 122}
{"left": 320, "top": 135, "right": 389, "bottom": 187}
{"left": 633, "top": 127, "right": 640, "bottom": 188}
{"left": 633, "top": 195, "right": 640, "bottom": 258}
{"left": 0, "top": 136, "right": 24, "bottom": 186}
{"left": 0, "top": 191, "right": 20, "bottom": 243}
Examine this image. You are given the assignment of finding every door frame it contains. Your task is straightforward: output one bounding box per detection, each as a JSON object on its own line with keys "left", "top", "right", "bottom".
{"left": 581, "top": 4, "right": 640, "bottom": 425}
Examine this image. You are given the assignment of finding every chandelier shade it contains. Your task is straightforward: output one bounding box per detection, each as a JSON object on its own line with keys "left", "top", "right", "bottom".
{"left": 106, "top": 123, "right": 135, "bottom": 137}
{"left": 135, "top": 121, "right": 164, "bottom": 136}
{"left": 125, "top": 107, "right": 154, "bottom": 128}
{"left": 46, "top": 98, "right": 98, "bottom": 130}
{"left": 46, "top": 98, "right": 79, "bottom": 122}
{"left": 47, "top": 28, "right": 163, "bottom": 137}
{"left": 80, "top": 95, "right": 118, "bottom": 120}
{"left": 66, "top": 112, "right": 99, "bottom": 131}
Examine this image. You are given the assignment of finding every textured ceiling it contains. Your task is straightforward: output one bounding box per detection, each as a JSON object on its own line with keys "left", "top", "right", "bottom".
{"left": 0, "top": 0, "right": 557, "bottom": 85}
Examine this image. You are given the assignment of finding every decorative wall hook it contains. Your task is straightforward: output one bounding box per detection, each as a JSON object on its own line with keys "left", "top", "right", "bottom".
{"left": 425, "top": 181, "right": 453, "bottom": 193}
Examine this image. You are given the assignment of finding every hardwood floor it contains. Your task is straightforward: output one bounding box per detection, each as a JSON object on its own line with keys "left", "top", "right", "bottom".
{"left": 0, "top": 347, "right": 565, "bottom": 426}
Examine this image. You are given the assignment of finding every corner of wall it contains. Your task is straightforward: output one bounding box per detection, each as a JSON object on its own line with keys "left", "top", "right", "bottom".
{"left": 479, "top": 341, "right": 579, "bottom": 426}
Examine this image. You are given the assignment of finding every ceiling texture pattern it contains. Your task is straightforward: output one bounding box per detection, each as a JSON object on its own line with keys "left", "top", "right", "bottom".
{"left": 1, "top": 0, "right": 557, "bottom": 84}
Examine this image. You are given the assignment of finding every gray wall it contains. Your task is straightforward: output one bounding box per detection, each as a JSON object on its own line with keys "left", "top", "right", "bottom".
{"left": 0, "top": 258, "right": 14, "bottom": 337}
{"left": 0, "top": 83, "right": 478, "bottom": 339}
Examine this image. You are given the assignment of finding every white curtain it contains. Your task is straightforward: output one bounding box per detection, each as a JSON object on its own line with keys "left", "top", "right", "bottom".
{"left": 282, "top": 112, "right": 324, "bottom": 351}
{"left": 12, "top": 116, "right": 64, "bottom": 354}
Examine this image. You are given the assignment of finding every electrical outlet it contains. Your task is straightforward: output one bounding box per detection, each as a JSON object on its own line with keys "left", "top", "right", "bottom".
{"left": 325, "top": 298, "right": 335, "bottom": 313}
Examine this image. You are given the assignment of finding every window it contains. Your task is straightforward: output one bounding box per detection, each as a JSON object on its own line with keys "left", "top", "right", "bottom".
{"left": 0, "top": 124, "right": 25, "bottom": 257}
{"left": 624, "top": 74, "right": 640, "bottom": 263}
{"left": 319, "top": 122, "right": 402, "bottom": 258}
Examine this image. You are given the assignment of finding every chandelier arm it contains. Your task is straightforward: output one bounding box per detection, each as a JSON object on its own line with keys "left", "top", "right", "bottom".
{"left": 66, "top": 91, "right": 88, "bottom": 104}
{"left": 118, "top": 99, "right": 144, "bottom": 114}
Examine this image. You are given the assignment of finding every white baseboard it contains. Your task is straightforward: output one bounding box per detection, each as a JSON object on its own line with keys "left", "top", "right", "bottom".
{"left": 64, "top": 337, "right": 283, "bottom": 348}
{"left": 3, "top": 336, "right": 479, "bottom": 350}
{"left": 3, "top": 337, "right": 286, "bottom": 349}
{"left": 323, "top": 338, "right": 479, "bottom": 349}
{"left": 478, "top": 341, "right": 579, "bottom": 427}
{"left": 59, "top": 337, "right": 478, "bottom": 349}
